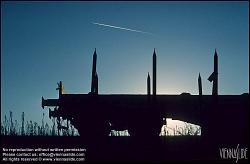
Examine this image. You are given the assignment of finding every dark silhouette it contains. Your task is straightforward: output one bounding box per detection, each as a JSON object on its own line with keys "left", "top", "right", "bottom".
{"left": 38, "top": 48, "right": 249, "bottom": 162}
{"left": 147, "top": 72, "right": 151, "bottom": 97}
{"left": 208, "top": 49, "right": 218, "bottom": 96}
{"left": 198, "top": 73, "right": 202, "bottom": 96}
{"left": 90, "top": 48, "right": 98, "bottom": 94}
{"left": 41, "top": 48, "right": 248, "bottom": 136}
{"left": 153, "top": 48, "right": 157, "bottom": 98}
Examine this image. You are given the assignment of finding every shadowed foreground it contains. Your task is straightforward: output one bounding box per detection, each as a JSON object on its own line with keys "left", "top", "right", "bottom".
{"left": 1, "top": 135, "right": 248, "bottom": 163}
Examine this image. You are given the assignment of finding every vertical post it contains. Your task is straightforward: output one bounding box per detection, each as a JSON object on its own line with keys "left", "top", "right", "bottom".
{"left": 147, "top": 72, "right": 151, "bottom": 101}
{"left": 198, "top": 73, "right": 203, "bottom": 129}
{"left": 153, "top": 49, "right": 157, "bottom": 99}
{"left": 198, "top": 73, "right": 202, "bottom": 96}
{"left": 91, "top": 48, "right": 97, "bottom": 93}
{"left": 57, "top": 81, "right": 64, "bottom": 98}
{"left": 212, "top": 49, "right": 218, "bottom": 96}
{"left": 208, "top": 49, "right": 218, "bottom": 96}
{"left": 95, "top": 72, "right": 98, "bottom": 94}
{"left": 147, "top": 72, "right": 151, "bottom": 95}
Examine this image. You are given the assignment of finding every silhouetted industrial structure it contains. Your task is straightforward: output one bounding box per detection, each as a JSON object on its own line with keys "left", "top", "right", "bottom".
{"left": 42, "top": 49, "right": 249, "bottom": 142}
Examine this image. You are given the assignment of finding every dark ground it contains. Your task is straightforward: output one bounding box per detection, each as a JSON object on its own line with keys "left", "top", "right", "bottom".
{"left": 1, "top": 135, "right": 249, "bottom": 163}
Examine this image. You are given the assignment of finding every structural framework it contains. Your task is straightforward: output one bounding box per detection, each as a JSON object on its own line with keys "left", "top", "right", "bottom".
{"left": 42, "top": 49, "right": 249, "bottom": 141}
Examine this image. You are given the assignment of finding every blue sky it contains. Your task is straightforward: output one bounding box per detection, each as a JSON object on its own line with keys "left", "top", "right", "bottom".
{"left": 1, "top": 1, "right": 249, "bottom": 124}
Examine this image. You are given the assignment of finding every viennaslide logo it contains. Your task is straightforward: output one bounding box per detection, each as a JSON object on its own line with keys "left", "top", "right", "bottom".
{"left": 219, "top": 144, "right": 248, "bottom": 163}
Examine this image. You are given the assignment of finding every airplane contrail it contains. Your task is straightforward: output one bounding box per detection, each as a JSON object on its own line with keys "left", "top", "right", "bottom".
{"left": 92, "top": 22, "right": 154, "bottom": 36}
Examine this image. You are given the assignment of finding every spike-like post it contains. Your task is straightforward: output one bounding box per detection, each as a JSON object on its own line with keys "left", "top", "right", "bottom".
{"left": 147, "top": 72, "right": 151, "bottom": 96}
{"left": 198, "top": 73, "right": 202, "bottom": 96}
{"left": 153, "top": 49, "right": 157, "bottom": 99}
{"left": 95, "top": 72, "right": 98, "bottom": 94}
{"left": 212, "top": 49, "right": 218, "bottom": 96}
{"left": 91, "top": 48, "right": 97, "bottom": 93}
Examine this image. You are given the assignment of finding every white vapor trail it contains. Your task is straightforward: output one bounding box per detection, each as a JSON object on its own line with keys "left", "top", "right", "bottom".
{"left": 92, "top": 22, "right": 154, "bottom": 35}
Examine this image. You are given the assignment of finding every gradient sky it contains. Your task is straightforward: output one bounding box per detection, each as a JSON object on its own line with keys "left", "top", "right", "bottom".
{"left": 1, "top": 1, "right": 249, "bottom": 125}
